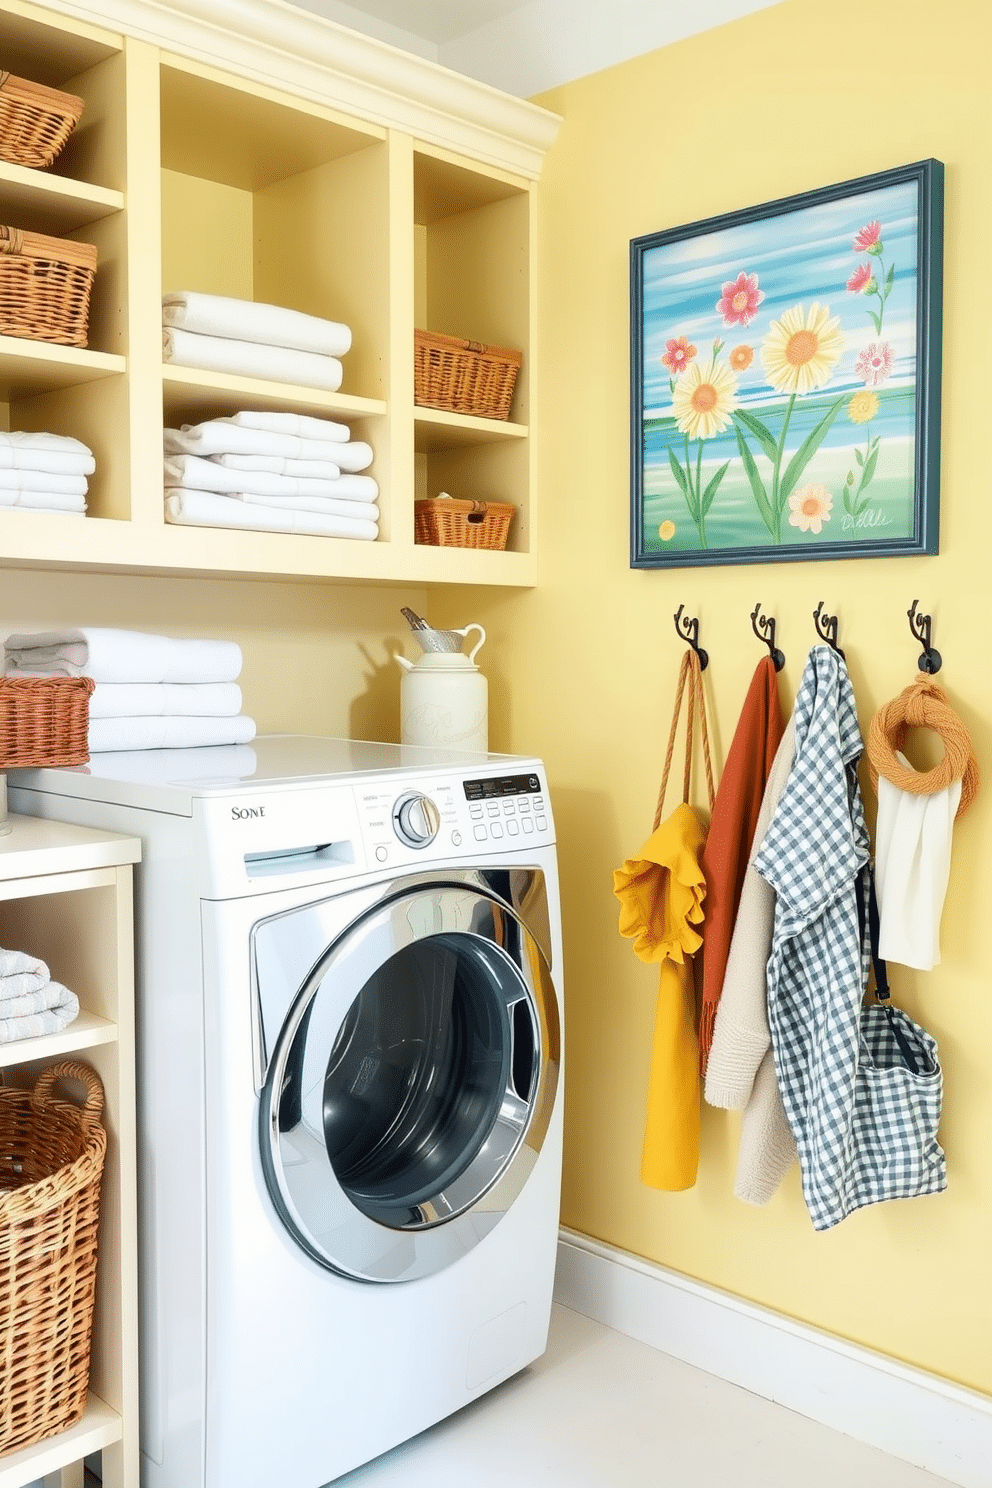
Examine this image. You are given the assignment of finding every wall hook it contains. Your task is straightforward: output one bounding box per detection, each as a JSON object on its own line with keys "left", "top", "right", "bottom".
{"left": 813, "top": 601, "right": 845, "bottom": 659}
{"left": 750, "top": 602, "right": 785, "bottom": 672}
{"left": 908, "top": 599, "right": 942, "bottom": 674}
{"left": 673, "top": 604, "right": 708, "bottom": 670}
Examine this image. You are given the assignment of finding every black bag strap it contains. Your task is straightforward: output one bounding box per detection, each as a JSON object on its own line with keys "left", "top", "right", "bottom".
{"left": 858, "top": 863, "right": 921, "bottom": 1075}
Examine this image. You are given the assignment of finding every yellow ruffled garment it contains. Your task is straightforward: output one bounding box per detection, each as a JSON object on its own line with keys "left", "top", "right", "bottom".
{"left": 613, "top": 801, "right": 707, "bottom": 1191}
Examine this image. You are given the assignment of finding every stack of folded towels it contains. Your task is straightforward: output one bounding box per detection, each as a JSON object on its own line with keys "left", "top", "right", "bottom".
{"left": 162, "top": 290, "right": 350, "bottom": 392}
{"left": 163, "top": 410, "right": 378, "bottom": 541}
{"left": 0, "top": 430, "right": 95, "bottom": 517}
{"left": 0, "top": 946, "right": 79, "bottom": 1044}
{"left": 3, "top": 626, "right": 257, "bottom": 753}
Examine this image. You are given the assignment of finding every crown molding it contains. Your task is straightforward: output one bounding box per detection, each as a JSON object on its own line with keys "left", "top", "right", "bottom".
{"left": 40, "top": 0, "right": 561, "bottom": 178}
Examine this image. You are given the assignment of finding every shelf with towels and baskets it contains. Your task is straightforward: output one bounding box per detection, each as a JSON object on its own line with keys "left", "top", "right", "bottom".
{"left": 0, "top": 810, "right": 140, "bottom": 1488}
{"left": 0, "top": 0, "right": 557, "bottom": 588}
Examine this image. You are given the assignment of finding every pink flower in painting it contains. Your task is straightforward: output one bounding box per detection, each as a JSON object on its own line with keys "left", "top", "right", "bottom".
{"left": 661, "top": 335, "right": 697, "bottom": 375}
{"left": 716, "top": 271, "right": 765, "bottom": 328}
{"left": 853, "top": 220, "right": 883, "bottom": 253}
{"left": 847, "top": 261, "right": 873, "bottom": 293}
{"left": 855, "top": 340, "right": 895, "bottom": 386}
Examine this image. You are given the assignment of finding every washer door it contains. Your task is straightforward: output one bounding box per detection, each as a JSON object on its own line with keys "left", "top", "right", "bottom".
{"left": 258, "top": 880, "right": 560, "bottom": 1283}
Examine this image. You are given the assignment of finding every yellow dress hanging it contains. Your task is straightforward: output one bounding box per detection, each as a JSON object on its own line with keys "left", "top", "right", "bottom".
{"left": 614, "top": 801, "right": 707, "bottom": 1191}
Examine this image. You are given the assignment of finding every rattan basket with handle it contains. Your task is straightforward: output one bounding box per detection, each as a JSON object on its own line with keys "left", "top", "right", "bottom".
{"left": 0, "top": 225, "right": 98, "bottom": 347}
{"left": 0, "top": 72, "right": 85, "bottom": 170}
{"left": 0, "top": 676, "right": 94, "bottom": 767}
{"left": 415, "top": 329, "right": 522, "bottom": 421}
{"left": 0, "top": 1061, "right": 107, "bottom": 1456}
{"left": 415, "top": 495, "right": 515, "bottom": 550}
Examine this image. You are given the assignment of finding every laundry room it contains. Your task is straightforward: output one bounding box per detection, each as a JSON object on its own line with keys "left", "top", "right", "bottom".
{"left": 0, "top": 1, "right": 988, "bottom": 1487}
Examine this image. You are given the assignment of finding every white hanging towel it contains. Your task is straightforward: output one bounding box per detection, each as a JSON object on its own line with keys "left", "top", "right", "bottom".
{"left": 162, "top": 328, "right": 343, "bottom": 392}
{"left": 89, "top": 682, "right": 243, "bottom": 719}
{"left": 88, "top": 713, "right": 257, "bottom": 752}
{"left": 230, "top": 409, "right": 350, "bottom": 442}
{"left": 165, "top": 422, "right": 352, "bottom": 464}
{"left": 162, "top": 291, "right": 352, "bottom": 358}
{"left": 875, "top": 750, "right": 961, "bottom": 970}
{"left": 4, "top": 627, "right": 243, "bottom": 684}
{"left": 0, "top": 430, "right": 95, "bottom": 475}
{"left": 165, "top": 489, "right": 378, "bottom": 541}
{"left": 164, "top": 453, "right": 343, "bottom": 496}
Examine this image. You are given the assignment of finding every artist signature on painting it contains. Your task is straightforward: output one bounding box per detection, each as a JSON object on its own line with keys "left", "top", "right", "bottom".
{"left": 841, "top": 507, "right": 892, "bottom": 531}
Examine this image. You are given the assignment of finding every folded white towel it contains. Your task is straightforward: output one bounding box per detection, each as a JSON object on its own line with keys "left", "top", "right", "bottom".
{"left": 0, "top": 982, "right": 79, "bottom": 1043}
{"left": 165, "top": 422, "right": 352, "bottom": 464}
{"left": 88, "top": 714, "right": 257, "bottom": 752}
{"left": 164, "top": 454, "right": 347, "bottom": 498}
{"left": 90, "top": 682, "right": 243, "bottom": 719}
{"left": 214, "top": 453, "right": 347, "bottom": 479}
{"left": 229, "top": 410, "right": 350, "bottom": 442}
{"left": 214, "top": 457, "right": 377, "bottom": 501}
{"left": 163, "top": 328, "right": 344, "bottom": 392}
{"left": 4, "top": 627, "right": 243, "bottom": 684}
{"left": 230, "top": 492, "right": 380, "bottom": 520}
{"left": 83, "top": 743, "right": 258, "bottom": 782}
{"left": 165, "top": 489, "right": 378, "bottom": 541}
{"left": 0, "top": 431, "right": 94, "bottom": 476}
{"left": 0, "top": 489, "right": 86, "bottom": 512}
{"left": 162, "top": 291, "right": 352, "bottom": 358}
{"left": 0, "top": 947, "right": 50, "bottom": 998}
{"left": 0, "top": 468, "right": 88, "bottom": 494}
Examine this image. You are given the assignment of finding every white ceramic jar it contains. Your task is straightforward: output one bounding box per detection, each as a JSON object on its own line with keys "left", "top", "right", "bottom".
{"left": 396, "top": 625, "right": 488, "bottom": 753}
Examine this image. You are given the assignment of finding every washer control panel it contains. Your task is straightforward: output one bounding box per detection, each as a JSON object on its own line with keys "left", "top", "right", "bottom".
{"left": 357, "top": 764, "right": 553, "bottom": 865}
{"left": 392, "top": 791, "right": 442, "bottom": 848}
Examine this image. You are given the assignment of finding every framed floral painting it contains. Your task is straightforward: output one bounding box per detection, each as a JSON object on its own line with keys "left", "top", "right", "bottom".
{"left": 629, "top": 159, "right": 943, "bottom": 567}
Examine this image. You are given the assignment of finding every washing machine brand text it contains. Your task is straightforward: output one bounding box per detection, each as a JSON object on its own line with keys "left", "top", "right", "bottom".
{"left": 231, "top": 805, "right": 266, "bottom": 820}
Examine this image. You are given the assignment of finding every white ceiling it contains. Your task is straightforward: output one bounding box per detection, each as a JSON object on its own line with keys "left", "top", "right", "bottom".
{"left": 322, "top": 0, "right": 533, "bottom": 44}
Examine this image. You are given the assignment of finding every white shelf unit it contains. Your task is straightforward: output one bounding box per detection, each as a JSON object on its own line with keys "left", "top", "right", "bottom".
{"left": 0, "top": 0, "right": 557, "bottom": 588}
{"left": 0, "top": 814, "right": 140, "bottom": 1488}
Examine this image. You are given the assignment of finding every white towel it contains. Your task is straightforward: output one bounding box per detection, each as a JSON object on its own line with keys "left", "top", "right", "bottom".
{"left": 88, "top": 714, "right": 257, "bottom": 752}
{"left": 165, "top": 422, "right": 352, "bottom": 464}
{"left": 230, "top": 492, "right": 379, "bottom": 520}
{"left": 4, "top": 627, "right": 243, "bottom": 684}
{"left": 84, "top": 743, "right": 258, "bottom": 782}
{"left": 164, "top": 454, "right": 346, "bottom": 498}
{"left": 0, "top": 489, "right": 86, "bottom": 512}
{"left": 230, "top": 410, "right": 350, "bottom": 442}
{"left": 215, "top": 459, "right": 377, "bottom": 502}
{"left": 90, "top": 682, "right": 243, "bottom": 719}
{"left": 0, "top": 430, "right": 94, "bottom": 475}
{"left": 214, "top": 453, "right": 347, "bottom": 480}
{"left": 0, "top": 982, "right": 79, "bottom": 1043}
{"left": 0, "top": 468, "right": 88, "bottom": 494}
{"left": 875, "top": 750, "right": 962, "bottom": 971}
{"left": 165, "top": 489, "right": 378, "bottom": 541}
{"left": 163, "top": 328, "right": 343, "bottom": 392}
{"left": 162, "top": 291, "right": 352, "bottom": 358}
{"left": 0, "top": 947, "right": 50, "bottom": 998}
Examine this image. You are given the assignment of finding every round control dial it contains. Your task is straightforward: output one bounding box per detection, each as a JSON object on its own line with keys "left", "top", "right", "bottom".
{"left": 392, "top": 791, "right": 441, "bottom": 849}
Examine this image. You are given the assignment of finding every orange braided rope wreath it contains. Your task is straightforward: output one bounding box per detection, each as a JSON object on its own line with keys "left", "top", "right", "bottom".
{"left": 866, "top": 673, "right": 980, "bottom": 819}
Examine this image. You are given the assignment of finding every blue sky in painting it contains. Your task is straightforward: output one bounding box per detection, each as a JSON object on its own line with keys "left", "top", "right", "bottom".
{"left": 641, "top": 180, "right": 919, "bottom": 414}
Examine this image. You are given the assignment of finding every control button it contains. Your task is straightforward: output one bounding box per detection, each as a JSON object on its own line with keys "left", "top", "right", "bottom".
{"left": 375, "top": 846, "right": 388, "bottom": 862}
{"left": 502, "top": 801, "right": 516, "bottom": 814}
{"left": 491, "top": 822, "right": 504, "bottom": 839}
{"left": 536, "top": 815, "right": 548, "bottom": 831}
{"left": 528, "top": 775, "right": 540, "bottom": 790}
{"left": 522, "top": 818, "right": 534, "bottom": 834}
{"left": 451, "top": 831, "right": 462, "bottom": 846}
{"left": 473, "top": 825, "right": 488, "bottom": 842}
{"left": 534, "top": 796, "right": 546, "bottom": 811}
{"left": 469, "top": 805, "right": 483, "bottom": 819}
{"left": 518, "top": 800, "right": 531, "bottom": 813}
{"left": 507, "top": 820, "right": 520, "bottom": 836}
{"left": 486, "top": 803, "right": 500, "bottom": 816}
{"left": 393, "top": 792, "right": 441, "bottom": 848}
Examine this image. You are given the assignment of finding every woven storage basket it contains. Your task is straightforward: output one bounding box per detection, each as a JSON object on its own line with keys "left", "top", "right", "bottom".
{"left": 0, "top": 225, "right": 97, "bottom": 348}
{"left": 0, "top": 1061, "right": 107, "bottom": 1456}
{"left": 415, "top": 496, "right": 515, "bottom": 551}
{"left": 415, "top": 330, "right": 522, "bottom": 421}
{"left": 0, "top": 676, "right": 94, "bottom": 767}
{"left": 0, "top": 72, "right": 84, "bottom": 170}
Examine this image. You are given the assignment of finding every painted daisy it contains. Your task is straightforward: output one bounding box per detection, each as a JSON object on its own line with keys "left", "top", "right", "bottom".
{"left": 760, "top": 303, "right": 845, "bottom": 396}
{"left": 671, "top": 359, "right": 738, "bottom": 441}
{"left": 788, "top": 484, "right": 833, "bottom": 534}
{"left": 848, "top": 390, "right": 880, "bottom": 424}
{"left": 855, "top": 341, "right": 894, "bottom": 387}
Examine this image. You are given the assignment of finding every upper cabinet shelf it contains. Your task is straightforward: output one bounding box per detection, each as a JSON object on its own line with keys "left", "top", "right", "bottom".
{"left": 0, "top": 0, "right": 560, "bottom": 587}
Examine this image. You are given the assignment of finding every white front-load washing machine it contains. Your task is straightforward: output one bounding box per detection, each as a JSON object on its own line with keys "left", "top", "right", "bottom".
{"left": 9, "top": 737, "right": 564, "bottom": 1488}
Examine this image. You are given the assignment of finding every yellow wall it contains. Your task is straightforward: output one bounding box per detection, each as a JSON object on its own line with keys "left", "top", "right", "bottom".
{"left": 440, "top": 0, "right": 992, "bottom": 1394}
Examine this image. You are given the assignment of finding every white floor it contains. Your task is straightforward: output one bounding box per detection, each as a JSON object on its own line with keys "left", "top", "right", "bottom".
{"left": 336, "top": 1304, "right": 957, "bottom": 1487}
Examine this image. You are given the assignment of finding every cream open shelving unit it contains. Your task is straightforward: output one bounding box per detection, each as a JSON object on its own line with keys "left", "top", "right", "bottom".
{"left": 0, "top": 813, "right": 140, "bottom": 1488}
{"left": 0, "top": 0, "right": 560, "bottom": 588}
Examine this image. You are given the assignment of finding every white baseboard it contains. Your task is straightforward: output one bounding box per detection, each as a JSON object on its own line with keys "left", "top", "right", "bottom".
{"left": 554, "top": 1228, "right": 992, "bottom": 1488}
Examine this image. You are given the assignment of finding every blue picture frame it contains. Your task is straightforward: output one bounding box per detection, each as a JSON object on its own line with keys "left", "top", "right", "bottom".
{"left": 630, "top": 159, "right": 943, "bottom": 568}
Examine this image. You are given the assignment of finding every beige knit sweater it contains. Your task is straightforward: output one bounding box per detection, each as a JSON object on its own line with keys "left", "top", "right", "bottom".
{"left": 704, "top": 717, "right": 798, "bottom": 1205}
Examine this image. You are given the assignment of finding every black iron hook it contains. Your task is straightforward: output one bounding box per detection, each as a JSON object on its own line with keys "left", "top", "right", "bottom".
{"left": 674, "top": 604, "right": 708, "bottom": 671}
{"left": 908, "top": 599, "right": 942, "bottom": 674}
{"left": 813, "top": 601, "right": 845, "bottom": 659}
{"left": 750, "top": 602, "right": 785, "bottom": 672}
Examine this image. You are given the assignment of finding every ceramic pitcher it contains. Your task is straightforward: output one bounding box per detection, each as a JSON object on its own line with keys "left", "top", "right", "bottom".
{"left": 396, "top": 624, "right": 488, "bottom": 752}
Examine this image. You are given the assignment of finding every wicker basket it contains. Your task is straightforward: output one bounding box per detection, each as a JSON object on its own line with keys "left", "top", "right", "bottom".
{"left": 0, "top": 225, "right": 98, "bottom": 348}
{"left": 0, "top": 676, "right": 94, "bottom": 767}
{"left": 0, "top": 72, "right": 85, "bottom": 170}
{"left": 415, "top": 330, "right": 522, "bottom": 421}
{"left": 415, "top": 495, "right": 515, "bottom": 551}
{"left": 0, "top": 1062, "right": 107, "bottom": 1456}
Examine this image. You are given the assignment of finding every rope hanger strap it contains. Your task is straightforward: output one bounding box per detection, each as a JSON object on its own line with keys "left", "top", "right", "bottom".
{"left": 653, "top": 648, "right": 715, "bottom": 829}
{"left": 866, "top": 672, "right": 980, "bottom": 818}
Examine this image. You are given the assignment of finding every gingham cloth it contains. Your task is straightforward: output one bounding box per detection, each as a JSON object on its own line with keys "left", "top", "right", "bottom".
{"left": 755, "top": 646, "right": 946, "bottom": 1230}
